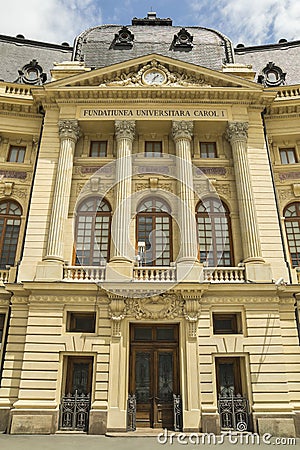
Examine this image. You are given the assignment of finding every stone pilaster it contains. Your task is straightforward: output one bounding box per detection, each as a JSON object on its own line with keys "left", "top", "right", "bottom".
{"left": 106, "top": 121, "right": 135, "bottom": 281}
{"left": 36, "top": 120, "right": 80, "bottom": 281}
{"left": 172, "top": 121, "right": 200, "bottom": 281}
{"left": 225, "top": 122, "right": 263, "bottom": 263}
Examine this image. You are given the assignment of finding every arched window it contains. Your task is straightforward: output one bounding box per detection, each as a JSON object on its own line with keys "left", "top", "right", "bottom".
{"left": 196, "top": 198, "right": 232, "bottom": 266}
{"left": 0, "top": 200, "right": 22, "bottom": 269}
{"left": 75, "top": 198, "right": 111, "bottom": 266}
{"left": 284, "top": 202, "right": 300, "bottom": 267}
{"left": 136, "top": 198, "right": 172, "bottom": 266}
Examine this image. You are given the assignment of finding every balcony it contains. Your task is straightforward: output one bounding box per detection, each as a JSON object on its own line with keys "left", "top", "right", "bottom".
{"left": 63, "top": 265, "right": 106, "bottom": 282}
{"left": 133, "top": 266, "right": 176, "bottom": 282}
{"left": 203, "top": 267, "right": 245, "bottom": 283}
{"left": 0, "top": 269, "right": 10, "bottom": 285}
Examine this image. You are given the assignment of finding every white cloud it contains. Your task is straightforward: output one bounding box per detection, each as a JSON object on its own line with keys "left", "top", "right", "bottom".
{"left": 188, "top": 0, "right": 300, "bottom": 45}
{"left": 0, "top": 0, "right": 102, "bottom": 44}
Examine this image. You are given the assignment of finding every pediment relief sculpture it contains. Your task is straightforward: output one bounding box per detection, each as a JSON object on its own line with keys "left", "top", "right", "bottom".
{"left": 99, "top": 60, "right": 211, "bottom": 88}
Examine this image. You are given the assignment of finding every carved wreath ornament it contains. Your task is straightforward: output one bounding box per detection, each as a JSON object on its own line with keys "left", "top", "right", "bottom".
{"left": 99, "top": 60, "right": 211, "bottom": 88}
{"left": 125, "top": 294, "right": 184, "bottom": 320}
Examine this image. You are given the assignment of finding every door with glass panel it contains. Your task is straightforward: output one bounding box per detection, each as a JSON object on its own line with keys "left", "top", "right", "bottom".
{"left": 130, "top": 324, "right": 179, "bottom": 429}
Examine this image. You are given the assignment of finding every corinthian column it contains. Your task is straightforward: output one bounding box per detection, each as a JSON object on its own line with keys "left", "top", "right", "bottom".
{"left": 44, "top": 119, "right": 81, "bottom": 261}
{"left": 172, "top": 121, "right": 199, "bottom": 265}
{"left": 225, "top": 122, "right": 264, "bottom": 263}
{"left": 110, "top": 120, "right": 135, "bottom": 263}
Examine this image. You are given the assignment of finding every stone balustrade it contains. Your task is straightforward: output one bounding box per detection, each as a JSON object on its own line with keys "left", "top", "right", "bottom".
{"left": 203, "top": 267, "right": 245, "bottom": 283}
{"left": 133, "top": 266, "right": 176, "bottom": 282}
{"left": 63, "top": 265, "right": 106, "bottom": 282}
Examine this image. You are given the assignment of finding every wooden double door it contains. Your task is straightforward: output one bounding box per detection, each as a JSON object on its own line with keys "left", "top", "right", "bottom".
{"left": 129, "top": 324, "right": 179, "bottom": 429}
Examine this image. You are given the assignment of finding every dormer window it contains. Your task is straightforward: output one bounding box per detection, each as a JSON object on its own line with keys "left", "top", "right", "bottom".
{"left": 114, "top": 26, "right": 134, "bottom": 48}
{"left": 257, "top": 62, "right": 286, "bottom": 87}
{"left": 15, "top": 59, "right": 47, "bottom": 85}
{"left": 173, "top": 28, "right": 193, "bottom": 50}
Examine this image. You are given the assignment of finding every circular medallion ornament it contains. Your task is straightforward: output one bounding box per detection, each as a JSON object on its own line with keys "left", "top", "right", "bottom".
{"left": 143, "top": 69, "right": 167, "bottom": 85}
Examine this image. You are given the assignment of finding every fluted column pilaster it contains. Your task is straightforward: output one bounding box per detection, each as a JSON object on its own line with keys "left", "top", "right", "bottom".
{"left": 225, "top": 122, "right": 264, "bottom": 263}
{"left": 172, "top": 121, "right": 198, "bottom": 263}
{"left": 44, "top": 119, "right": 81, "bottom": 261}
{"left": 111, "top": 120, "right": 135, "bottom": 262}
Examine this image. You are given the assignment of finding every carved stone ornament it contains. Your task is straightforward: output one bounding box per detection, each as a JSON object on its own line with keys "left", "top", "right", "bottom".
{"left": 125, "top": 293, "right": 184, "bottom": 320}
{"left": 173, "top": 28, "right": 193, "bottom": 49}
{"left": 58, "top": 120, "right": 81, "bottom": 143}
{"left": 114, "top": 26, "right": 134, "bottom": 48}
{"left": 99, "top": 59, "right": 211, "bottom": 88}
{"left": 172, "top": 121, "right": 193, "bottom": 142}
{"left": 15, "top": 59, "right": 47, "bottom": 85}
{"left": 115, "top": 120, "right": 136, "bottom": 141}
{"left": 258, "top": 61, "right": 286, "bottom": 87}
{"left": 225, "top": 122, "right": 248, "bottom": 144}
{"left": 108, "top": 296, "right": 126, "bottom": 338}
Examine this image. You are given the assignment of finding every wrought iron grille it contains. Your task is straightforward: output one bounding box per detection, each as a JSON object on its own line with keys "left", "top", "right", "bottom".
{"left": 218, "top": 394, "right": 250, "bottom": 431}
{"left": 173, "top": 394, "right": 183, "bottom": 431}
{"left": 127, "top": 394, "right": 136, "bottom": 431}
{"left": 59, "top": 391, "right": 91, "bottom": 431}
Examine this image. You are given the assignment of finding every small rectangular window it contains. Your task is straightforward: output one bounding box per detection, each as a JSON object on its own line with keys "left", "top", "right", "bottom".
{"left": 7, "top": 146, "right": 26, "bottom": 163}
{"left": 0, "top": 314, "right": 5, "bottom": 342}
{"left": 89, "top": 141, "right": 107, "bottom": 157}
{"left": 279, "top": 148, "right": 297, "bottom": 164}
{"left": 200, "top": 142, "right": 217, "bottom": 158}
{"left": 213, "top": 313, "right": 242, "bottom": 334}
{"left": 67, "top": 312, "right": 96, "bottom": 333}
{"left": 145, "top": 141, "right": 162, "bottom": 157}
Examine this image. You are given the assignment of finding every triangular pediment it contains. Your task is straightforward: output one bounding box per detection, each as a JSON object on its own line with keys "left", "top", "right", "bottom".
{"left": 46, "top": 54, "right": 262, "bottom": 91}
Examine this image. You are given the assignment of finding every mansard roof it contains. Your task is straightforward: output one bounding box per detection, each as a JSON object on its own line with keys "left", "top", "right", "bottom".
{"left": 73, "top": 24, "right": 234, "bottom": 72}
{"left": 0, "top": 34, "right": 73, "bottom": 84}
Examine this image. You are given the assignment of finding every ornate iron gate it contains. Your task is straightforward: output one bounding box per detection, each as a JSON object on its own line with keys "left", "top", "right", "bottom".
{"left": 173, "top": 394, "right": 183, "bottom": 431}
{"left": 59, "top": 391, "right": 91, "bottom": 431}
{"left": 127, "top": 394, "right": 137, "bottom": 431}
{"left": 218, "top": 394, "right": 250, "bottom": 431}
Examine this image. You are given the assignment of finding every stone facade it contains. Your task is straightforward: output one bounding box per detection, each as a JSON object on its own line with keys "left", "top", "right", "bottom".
{"left": 0, "top": 13, "right": 300, "bottom": 438}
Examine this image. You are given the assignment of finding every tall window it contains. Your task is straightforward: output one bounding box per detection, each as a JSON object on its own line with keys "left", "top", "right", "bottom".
{"left": 145, "top": 141, "right": 162, "bottom": 157}
{"left": 284, "top": 202, "right": 300, "bottom": 267}
{"left": 0, "top": 200, "right": 22, "bottom": 269}
{"left": 75, "top": 198, "right": 111, "bottom": 266}
{"left": 200, "top": 142, "right": 217, "bottom": 158}
{"left": 279, "top": 148, "right": 297, "bottom": 165}
{"left": 89, "top": 141, "right": 107, "bottom": 158}
{"left": 196, "top": 198, "right": 232, "bottom": 266}
{"left": 136, "top": 198, "right": 172, "bottom": 266}
{"left": 7, "top": 145, "right": 26, "bottom": 163}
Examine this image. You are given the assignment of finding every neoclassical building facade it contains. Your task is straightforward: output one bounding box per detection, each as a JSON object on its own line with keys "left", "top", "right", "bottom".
{"left": 0, "top": 12, "right": 300, "bottom": 437}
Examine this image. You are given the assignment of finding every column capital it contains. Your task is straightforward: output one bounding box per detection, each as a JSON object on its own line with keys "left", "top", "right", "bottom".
{"left": 225, "top": 121, "right": 248, "bottom": 144}
{"left": 115, "top": 120, "right": 135, "bottom": 141}
{"left": 58, "top": 119, "right": 81, "bottom": 142}
{"left": 172, "top": 121, "right": 193, "bottom": 141}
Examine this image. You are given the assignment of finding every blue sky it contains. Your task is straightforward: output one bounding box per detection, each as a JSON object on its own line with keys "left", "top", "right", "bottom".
{"left": 0, "top": 0, "right": 300, "bottom": 47}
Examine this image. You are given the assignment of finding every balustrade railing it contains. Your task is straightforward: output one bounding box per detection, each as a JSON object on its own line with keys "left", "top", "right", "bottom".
{"left": 63, "top": 265, "right": 106, "bottom": 282}
{"left": 133, "top": 266, "right": 176, "bottom": 282}
{"left": 0, "top": 269, "right": 9, "bottom": 284}
{"left": 203, "top": 267, "right": 245, "bottom": 283}
{"left": 127, "top": 394, "right": 136, "bottom": 431}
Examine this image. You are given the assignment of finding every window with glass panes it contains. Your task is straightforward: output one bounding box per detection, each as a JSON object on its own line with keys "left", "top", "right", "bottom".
{"left": 0, "top": 314, "right": 5, "bottom": 342}
{"left": 0, "top": 201, "right": 22, "bottom": 269}
{"left": 279, "top": 148, "right": 297, "bottom": 164}
{"left": 75, "top": 198, "right": 111, "bottom": 266}
{"left": 7, "top": 145, "right": 26, "bottom": 163}
{"left": 200, "top": 142, "right": 217, "bottom": 158}
{"left": 284, "top": 202, "right": 300, "bottom": 267}
{"left": 196, "top": 198, "right": 232, "bottom": 266}
{"left": 137, "top": 198, "right": 172, "bottom": 266}
{"left": 145, "top": 141, "right": 162, "bottom": 157}
{"left": 89, "top": 141, "right": 108, "bottom": 157}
